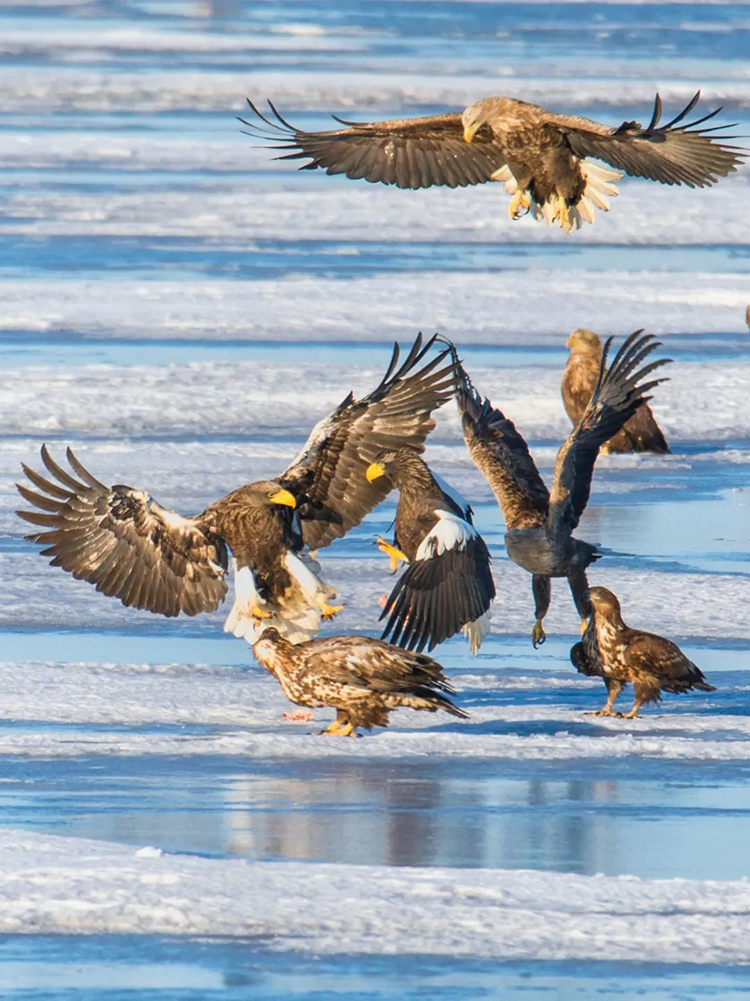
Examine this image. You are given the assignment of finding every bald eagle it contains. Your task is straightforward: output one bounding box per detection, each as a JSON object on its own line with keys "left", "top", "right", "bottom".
{"left": 577, "top": 586, "right": 715, "bottom": 718}
{"left": 364, "top": 447, "right": 495, "bottom": 654}
{"left": 240, "top": 92, "right": 744, "bottom": 233}
{"left": 17, "top": 334, "right": 458, "bottom": 645}
{"left": 253, "top": 627, "right": 468, "bottom": 736}
{"left": 451, "top": 332, "right": 670, "bottom": 647}
{"left": 563, "top": 329, "right": 670, "bottom": 454}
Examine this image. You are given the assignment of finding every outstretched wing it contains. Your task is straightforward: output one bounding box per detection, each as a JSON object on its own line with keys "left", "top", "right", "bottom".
{"left": 543, "top": 92, "right": 744, "bottom": 187}
{"left": 548, "top": 332, "right": 671, "bottom": 537}
{"left": 453, "top": 352, "right": 549, "bottom": 531}
{"left": 280, "top": 333, "right": 458, "bottom": 551}
{"left": 380, "top": 511, "right": 495, "bottom": 654}
{"left": 17, "top": 445, "right": 228, "bottom": 617}
{"left": 239, "top": 100, "right": 510, "bottom": 190}
{"left": 614, "top": 400, "right": 670, "bottom": 454}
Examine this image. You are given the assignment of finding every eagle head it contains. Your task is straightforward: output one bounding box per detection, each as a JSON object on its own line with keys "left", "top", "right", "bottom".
{"left": 588, "top": 586, "right": 622, "bottom": 617}
{"left": 566, "top": 328, "right": 602, "bottom": 354}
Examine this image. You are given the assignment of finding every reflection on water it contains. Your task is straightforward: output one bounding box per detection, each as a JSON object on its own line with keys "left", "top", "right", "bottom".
{"left": 2, "top": 754, "right": 750, "bottom": 881}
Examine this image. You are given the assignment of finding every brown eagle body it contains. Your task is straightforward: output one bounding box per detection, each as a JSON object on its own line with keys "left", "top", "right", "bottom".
{"left": 253, "top": 627, "right": 468, "bottom": 736}
{"left": 240, "top": 93, "right": 744, "bottom": 233}
{"left": 365, "top": 447, "right": 495, "bottom": 654}
{"left": 578, "top": 586, "right": 716, "bottom": 718}
{"left": 17, "top": 334, "right": 458, "bottom": 645}
{"left": 451, "top": 332, "right": 671, "bottom": 647}
{"left": 563, "top": 329, "right": 670, "bottom": 453}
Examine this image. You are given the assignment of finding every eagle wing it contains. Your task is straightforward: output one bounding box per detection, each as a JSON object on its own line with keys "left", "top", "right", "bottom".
{"left": 280, "top": 333, "right": 458, "bottom": 551}
{"left": 379, "top": 512, "right": 495, "bottom": 654}
{"left": 453, "top": 354, "right": 549, "bottom": 530}
{"left": 610, "top": 400, "right": 670, "bottom": 453}
{"left": 624, "top": 631, "right": 715, "bottom": 692}
{"left": 17, "top": 445, "right": 228, "bottom": 617}
{"left": 548, "top": 332, "right": 671, "bottom": 537}
{"left": 542, "top": 92, "right": 744, "bottom": 187}
{"left": 239, "top": 101, "right": 510, "bottom": 189}
{"left": 305, "top": 635, "right": 456, "bottom": 692}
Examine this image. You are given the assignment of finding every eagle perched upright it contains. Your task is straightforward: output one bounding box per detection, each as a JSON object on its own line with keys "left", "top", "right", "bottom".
{"left": 241, "top": 92, "right": 744, "bottom": 232}
{"left": 562, "top": 329, "right": 670, "bottom": 453}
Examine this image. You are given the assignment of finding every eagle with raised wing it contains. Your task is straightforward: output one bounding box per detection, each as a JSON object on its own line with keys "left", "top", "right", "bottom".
{"left": 17, "top": 334, "right": 458, "bottom": 645}
{"left": 253, "top": 627, "right": 468, "bottom": 736}
{"left": 240, "top": 92, "right": 744, "bottom": 233}
{"left": 364, "top": 447, "right": 495, "bottom": 654}
{"left": 451, "top": 333, "right": 671, "bottom": 647}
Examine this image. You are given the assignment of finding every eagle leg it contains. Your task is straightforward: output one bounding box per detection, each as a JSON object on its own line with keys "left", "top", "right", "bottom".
{"left": 531, "top": 574, "right": 551, "bottom": 649}
{"left": 531, "top": 620, "right": 546, "bottom": 648}
{"left": 320, "top": 599, "right": 344, "bottom": 620}
{"left": 585, "top": 679, "right": 624, "bottom": 717}
{"left": 376, "top": 537, "right": 408, "bottom": 573}
{"left": 508, "top": 189, "right": 531, "bottom": 220}
{"left": 317, "top": 712, "right": 361, "bottom": 737}
{"left": 251, "top": 604, "right": 271, "bottom": 621}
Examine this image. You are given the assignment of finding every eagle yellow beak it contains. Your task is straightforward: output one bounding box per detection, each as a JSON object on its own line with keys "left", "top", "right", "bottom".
{"left": 463, "top": 122, "right": 480, "bottom": 143}
{"left": 580, "top": 618, "right": 589, "bottom": 635}
{"left": 365, "top": 462, "right": 386, "bottom": 483}
{"left": 268, "top": 488, "right": 296, "bottom": 508}
{"left": 566, "top": 332, "right": 581, "bottom": 349}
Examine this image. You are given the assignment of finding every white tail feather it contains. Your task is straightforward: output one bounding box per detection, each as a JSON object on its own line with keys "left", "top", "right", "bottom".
{"left": 463, "top": 609, "right": 491, "bottom": 655}
{"left": 501, "top": 158, "right": 622, "bottom": 232}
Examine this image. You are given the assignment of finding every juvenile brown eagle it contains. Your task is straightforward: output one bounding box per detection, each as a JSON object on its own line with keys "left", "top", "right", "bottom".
{"left": 17, "top": 334, "right": 458, "bottom": 645}
{"left": 240, "top": 92, "right": 744, "bottom": 233}
{"left": 563, "top": 329, "right": 670, "bottom": 453}
{"left": 253, "top": 627, "right": 467, "bottom": 736}
{"left": 575, "top": 586, "right": 715, "bottom": 718}
{"left": 365, "top": 447, "right": 495, "bottom": 654}
{"left": 451, "top": 333, "right": 670, "bottom": 647}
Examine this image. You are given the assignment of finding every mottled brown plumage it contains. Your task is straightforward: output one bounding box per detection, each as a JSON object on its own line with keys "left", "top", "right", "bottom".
{"left": 451, "top": 333, "right": 671, "bottom": 647}
{"left": 253, "top": 627, "right": 468, "bottom": 736}
{"left": 579, "top": 586, "right": 716, "bottom": 718}
{"left": 563, "top": 329, "right": 670, "bottom": 453}
{"left": 365, "top": 448, "right": 495, "bottom": 654}
{"left": 17, "top": 335, "right": 458, "bottom": 644}
{"left": 240, "top": 93, "right": 744, "bottom": 232}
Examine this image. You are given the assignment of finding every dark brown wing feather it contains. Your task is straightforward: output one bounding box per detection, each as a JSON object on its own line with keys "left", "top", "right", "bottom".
{"left": 239, "top": 101, "right": 510, "bottom": 190}
{"left": 280, "top": 333, "right": 458, "bottom": 551}
{"left": 623, "top": 630, "right": 715, "bottom": 693}
{"left": 379, "top": 535, "right": 495, "bottom": 653}
{"left": 544, "top": 92, "right": 745, "bottom": 187}
{"left": 17, "top": 445, "right": 228, "bottom": 617}
{"left": 452, "top": 349, "right": 549, "bottom": 530}
{"left": 607, "top": 400, "right": 670, "bottom": 453}
{"left": 570, "top": 619, "right": 603, "bottom": 678}
{"left": 548, "top": 332, "right": 671, "bottom": 538}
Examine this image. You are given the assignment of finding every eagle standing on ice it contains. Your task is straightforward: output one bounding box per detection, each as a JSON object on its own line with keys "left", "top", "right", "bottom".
{"left": 562, "top": 329, "right": 670, "bottom": 454}
{"left": 240, "top": 92, "right": 744, "bottom": 233}
{"left": 365, "top": 447, "right": 495, "bottom": 654}
{"left": 253, "top": 627, "right": 468, "bottom": 736}
{"left": 17, "top": 334, "right": 458, "bottom": 646}
{"left": 573, "top": 586, "right": 715, "bottom": 718}
{"left": 450, "top": 333, "right": 671, "bottom": 647}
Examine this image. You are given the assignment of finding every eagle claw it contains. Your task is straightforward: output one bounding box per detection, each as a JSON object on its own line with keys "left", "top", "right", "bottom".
{"left": 531, "top": 620, "right": 546, "bottom": 648}
{"left": 376, "top": 537, "right": 408, "bottom": 573}
{"left": 320, "top": 600, "right": 344, "bottom": 621}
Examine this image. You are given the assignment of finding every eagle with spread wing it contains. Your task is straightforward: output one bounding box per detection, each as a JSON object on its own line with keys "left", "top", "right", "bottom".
{"left": 576, "top": 586, "right": 715, "bottom": 718}
{"left": 365, "top": 447, "right": 495, "bottom": 654}
{"left": 240, "top": 92, "right": 744, "bottom": 233}
{"left": 253, "top": 627, "right": 467, "bottom": 736}
{"left": 451, "top": 333, "right": 670, "bottom": 647}
{"left": 563, "top": 329, "right": 670, "bottom": 453}
{"left": 17, "top": 334, "right": 458, "bottom": 645}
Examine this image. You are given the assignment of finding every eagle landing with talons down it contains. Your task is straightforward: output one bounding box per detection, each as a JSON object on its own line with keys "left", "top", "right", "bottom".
{"left": 448, "top": 333, "right": 672, "bottom": 648}
{"left": 240, "top": 91, "right": 745, "bottom": 234}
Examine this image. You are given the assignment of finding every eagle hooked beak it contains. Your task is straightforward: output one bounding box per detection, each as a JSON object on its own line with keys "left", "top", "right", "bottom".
{"left": 566, "top": 333, "right": 578, "bottom": 349}
{"left": 463, "top": 121, "right": 480, "bottom": 144}
{"left": 365, "top": 461, "right": 386, "bottom": 483}
{"left": 268, "top": 488, "right": 296, "bottom": 508}
{"left": 580, "top": 618, "right": 589, "bottom": 636}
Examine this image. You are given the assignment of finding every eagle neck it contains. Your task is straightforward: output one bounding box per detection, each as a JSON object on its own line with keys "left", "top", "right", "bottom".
{"left": 388, "top": 453, "right": 434, "bottom": 497}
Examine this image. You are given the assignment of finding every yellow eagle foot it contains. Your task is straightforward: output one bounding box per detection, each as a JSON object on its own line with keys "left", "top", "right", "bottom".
{"left": 621, "top": 708, "right": 641, "bottom": 719}
{"left": 531, "top": 619, "right": 546, "bottom": 648}
{"left": 508, "top": 189, "right": 531, "bottom": 220}
{"left": 251, "top": 604, "right": 271, "bottom": 621}
{"left": 585, "top": 708, "right": 623, "bottom": 718}
{"left": 320, "top": 600, "right": 344, "bottom": 621}
{"left": 376, "top": 537, "right": 408, "bottom": 573}
{"left": 317, "top": 719, "right": 361, "bottom": 737}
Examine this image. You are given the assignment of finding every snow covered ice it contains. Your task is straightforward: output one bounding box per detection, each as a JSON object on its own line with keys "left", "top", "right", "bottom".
{"left": 1, "top": 0, "right": 749, "bottom": 998}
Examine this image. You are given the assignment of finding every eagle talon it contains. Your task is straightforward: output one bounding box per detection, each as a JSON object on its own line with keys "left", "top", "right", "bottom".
{"left": 317, "top": 719, "right": 360, "bottom": 737}
{"left": 531, "top": 620, "right": 546, "bottom": 648}
{"left": 320, "top": 600, "right": 344, "bottom": 621}
{"left": 585, "top": 708, "right": 623, "bottom": 717}
{"left": 251, "top": 604, "right": 271, "bottom": 621}
{"left": 376, "top": 537, "right": 408, "bottom": 573}
{"left": 508, "top": 190, "right": 531, "bottom": 220}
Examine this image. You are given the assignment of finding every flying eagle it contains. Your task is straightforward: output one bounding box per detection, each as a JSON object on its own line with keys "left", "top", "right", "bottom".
{"left": 364, "top": 447, "right": 495, "bottom": 654}
{"left": 253, "top": 626, "right": 468, "bottom": 736}
{"left": 576, "top": 586, "right": 715, "bottom": 718}
{"left": 451, "top": 332, "right": 670, "bottom": 647}
{"left": 239, "top": 92, "right": 744, "bottom": 233}
{"left": 17, "top": 334, "right": 458, "bottom": 645}
{"left": 563, "top": 329, "right": 670, "bottom": 454}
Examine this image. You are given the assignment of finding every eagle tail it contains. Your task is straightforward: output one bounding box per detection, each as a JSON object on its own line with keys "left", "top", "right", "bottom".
{"left": 528, "top": 161, "right": 623, "bottom": 233}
